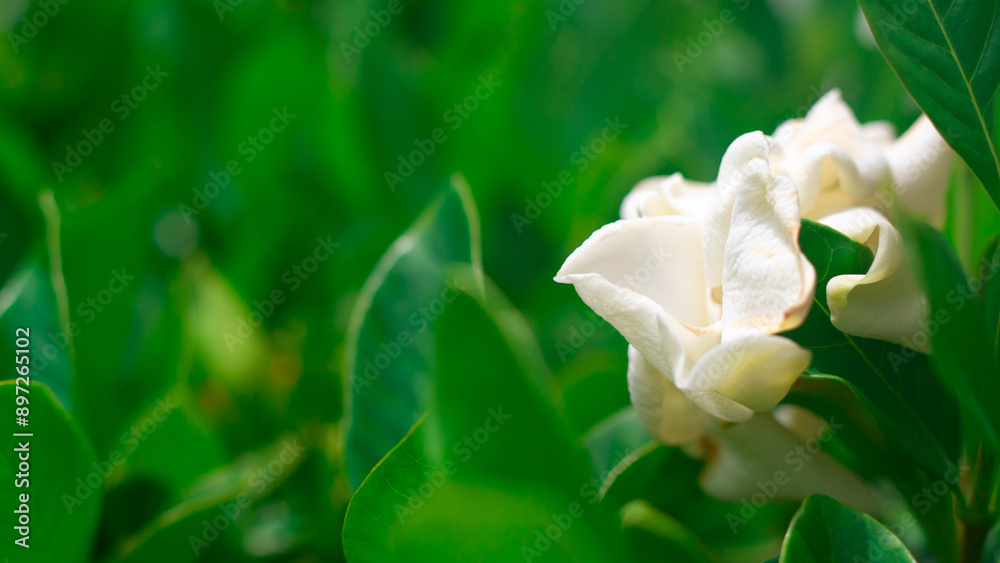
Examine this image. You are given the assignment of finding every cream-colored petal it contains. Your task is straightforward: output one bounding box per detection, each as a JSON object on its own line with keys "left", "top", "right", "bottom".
{"left": 820, "top": 208, "right": 929, "bottom": 351}
{"left": 700, "top": 413, "right": 875, "bottom": 511}
{"left": 555, "top": 217, "right": 720, "bottom": 377}
{"left": 627, "top": 345, "right": 712, "bottom": 445}
{"left": 768, "top": 89, "right": 891, "bottom": 217}
{"left": 680, "top": 335, "right": 811, "bottom": 420}
{"left": 703, "top": 132, "right": 772, "bottom": 297}
{"left": 886, "top": 115, "right": 954, "bottom": 227}
{"left": 861, "top": 120, "right": 897, "bottom": 148}
{"left": 619, "top": 174, "right": 717, "bottom": 220}
{"left": 721, "top": 162, "right": 815, "bottom": 339}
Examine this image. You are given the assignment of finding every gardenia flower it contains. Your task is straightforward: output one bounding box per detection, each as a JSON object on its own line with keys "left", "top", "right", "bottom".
{"left": 619, "top": 89, "right": 950, "bottom": 348}
{"left": 556, "top": 133, "right": 815, "bottom": 444}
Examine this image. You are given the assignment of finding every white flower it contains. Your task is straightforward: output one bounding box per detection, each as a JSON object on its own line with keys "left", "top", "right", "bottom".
{"left": 556, "top": 133, "right": 815, "bottom": 444}
{"left": 619, "top": 89, "right": 948, "bottom": 349}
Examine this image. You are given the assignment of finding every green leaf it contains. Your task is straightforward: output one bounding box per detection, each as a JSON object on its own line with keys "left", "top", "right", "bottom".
{"left": 785, "top": 375, "right": 960, "bottom": 562}
{"left": 619, "top": 500, "right": 710, "bottom": 563}
{"left": 582, "top": 407, "right": 651, "bottom": 482}
{"left": 0, "top": 261, "right": 74, "bottom": 410}
{"left": 109, "top": 435, "right": 305, "bottom": 563}
{"left": 856, "top": 0, "right": 1000, "bottom": 209}
{"left": 780, "top": 495, "right": 916, "bottom": 562}
{"left": 977, "top": 235, "right": 1000, "bottom": 360}
{"left": 598, "top": 445, "right": 796, "bottom": 556}
{"left": 789, "top": 220, "right": 961, "bottom": 481}
{"left": 342, "top": 175, "right": 482, "bottom": 489}
{"left": 1, "top": 381, "right": 101, "bottom": 562}
{"left": 343, "top": 277, "right": 621, "bottom": 563}
{"left": 784, "top": 374, "right": 958, "bottom": 561}
{"left": 902, "top": 219, "right": 1000, "bottom": 454}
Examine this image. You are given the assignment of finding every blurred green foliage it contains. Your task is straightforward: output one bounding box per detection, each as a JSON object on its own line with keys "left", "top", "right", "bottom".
{"left": 0, "top": 0, "right": 931, "bottom": 560}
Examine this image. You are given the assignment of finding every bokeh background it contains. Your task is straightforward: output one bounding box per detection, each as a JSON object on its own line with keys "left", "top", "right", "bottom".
{"left": 0, "top": 0, "right": 948, "bottom": 560}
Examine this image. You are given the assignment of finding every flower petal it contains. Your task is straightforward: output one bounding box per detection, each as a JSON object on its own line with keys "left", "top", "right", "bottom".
{"left": 703, "top": 132, "right": 772, "bottom": 299}
{"left": 627, "top": 345, "right": 712, "bottom": 444}
{"left": 620, "top": 174, "right": 718, "bottom": 220}
{"left": 699, "top": 413, "right": 875, "bottom": 510}
{"left": 680, "top": 335, "right": 811, "bottom": 420}
{"left": 555, "top": 217, "right": 719, "bottom": 377}
{"left": 769, "top": 89, "right": 891, "bottom": 217}
{"left": 886, "top": 115, "right": 954, "bottom": 227}
{"left": 721, "top": 161, "right": 815, "bottom": 338}
{"left": 820, "top": 208, "right": 929, "bottom": 350}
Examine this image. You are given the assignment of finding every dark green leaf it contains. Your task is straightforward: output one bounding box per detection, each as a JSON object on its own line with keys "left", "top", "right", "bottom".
{"left": 780, "top": 495, "right": 915, "bottom": 562}
{"left": 343, "top": 277, "right": 621, "bottom": 563}
{"left": 342, "top": 176, "right": 482, "bottom": 489}
{"left": 789, "top": 220, "right": 961, "bottom": 481}
{"left": 902, "top": 219, "right": 1000, "bottom": 454}
{"left": 856, "top": 0, "right": 1000, "bottom": 209}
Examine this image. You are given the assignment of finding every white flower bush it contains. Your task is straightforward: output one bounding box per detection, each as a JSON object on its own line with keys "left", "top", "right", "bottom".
{"left": 557, "top": 90, "right": 953, "bottom": 446}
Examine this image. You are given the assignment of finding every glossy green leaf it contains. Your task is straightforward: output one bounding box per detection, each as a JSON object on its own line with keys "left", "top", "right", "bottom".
{"left": 856, "top": 0, "right": 1000, "bottom": 209}
{"left": 789, "top": 220, "right": 961, "bottom": 481}
{"left": 343, "top": 278, "right": 621, "bottom": 563}
{"left": 902, "top": 219, "right": 1000, "bottom": 454}
{"left": 0, "top": 381, "right": 101, "bottom": 562}
{"left": 779, "top": 495, "right": 915, "bottom": 562}
{"left": 342, "top": 176, "right": 482, "bottom": 489}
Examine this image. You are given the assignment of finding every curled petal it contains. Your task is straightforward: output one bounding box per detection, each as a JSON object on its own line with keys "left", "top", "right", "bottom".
{"left": 704, "top": 132, "right": 772, "bottom": 297}
{"left": 721, "top": 163, "right": 815, "bottom": 338}
{"left": 820, "top": 208, "right": 929, "bottom": 351}
{"left": 555, "top": 217, "right": 719, "bottom": 378}
{"left": 680, "top": 335, "right": 811, "bottom": 421}
{"left": 619, "top": 174, "right": 718, "bottom": 220}
{"left": 886, "top": 115, "right": 954, "bottom": 227}
{"left": 627, "top": 346, "right": 712, "bottom": 444}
